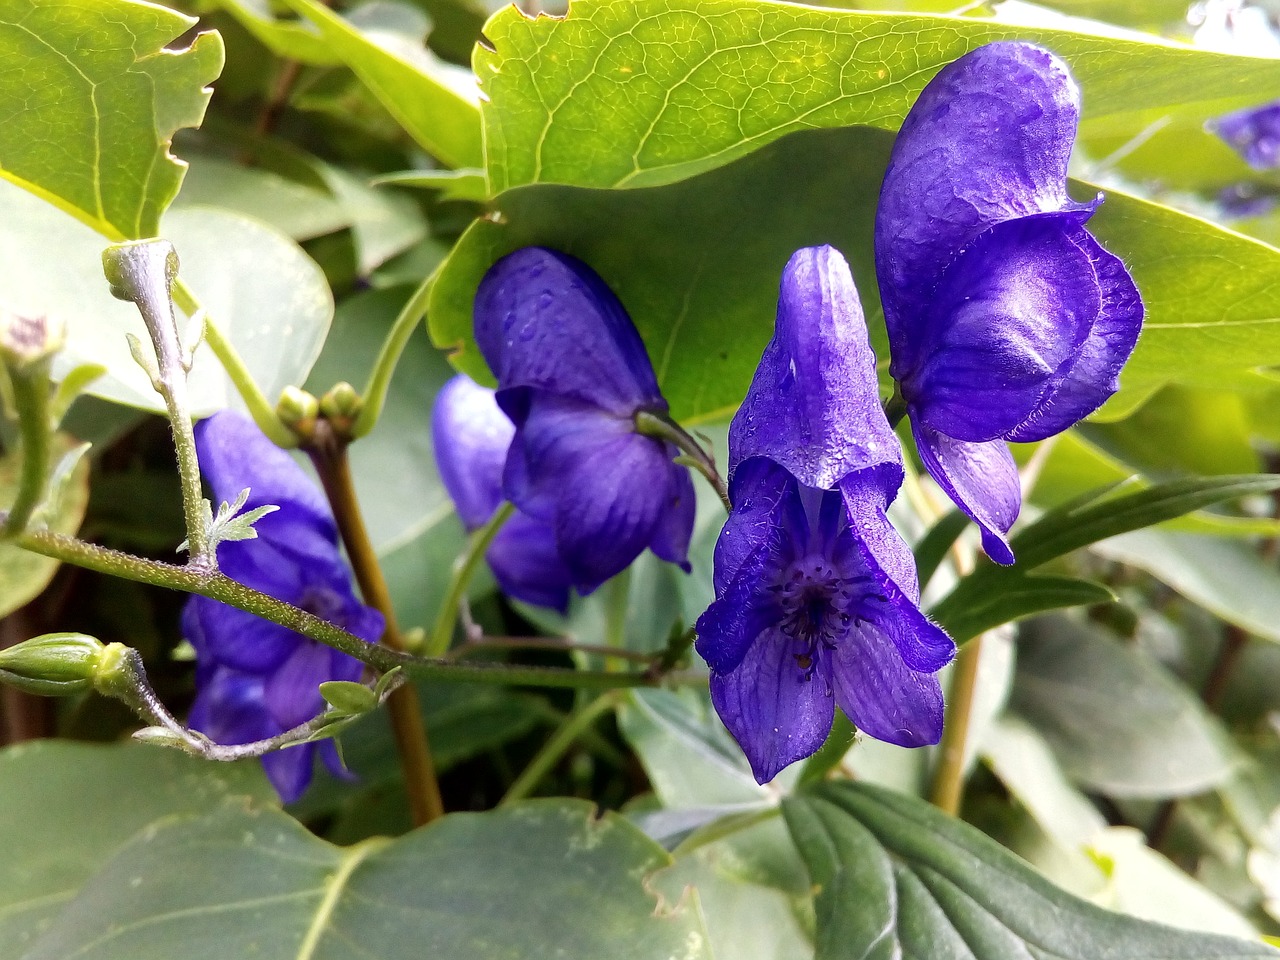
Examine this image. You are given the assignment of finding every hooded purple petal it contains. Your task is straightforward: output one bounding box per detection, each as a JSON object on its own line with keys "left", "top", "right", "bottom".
{"left": 876, "top": 41, "right": 1086, "bottom": 375}
{"left": 1211, "top": 100, "right": 1280, "bottom": 170}
{"left": 709, "top": 626, "right": 835, "bottom": 783}
{"left": 913, "top": 424, "right": 1019, "bottom": 566}
{"left": 829, "top": 624, "right": 945, "bottom": 748}
{"left": 474, "top": 247, "right": 662, "bottom": 417}
{"left": 731, "top": 246, "right": 901, "bottom": 489}
{"left": 432, "top": 374, "right": 512, "bottom": 528}
{"left": 502, "top": 392, "right": 692, "bottom": 593}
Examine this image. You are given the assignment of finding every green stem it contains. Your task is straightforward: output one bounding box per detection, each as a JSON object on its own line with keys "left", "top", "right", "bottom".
{"left": 447, "top": 635, "right": 655, "bottom": 665}
{"left": 12, "top": 526, "right": 698, "bottom": 691}
{"left": 195, "top": 304, "right": 295, "bottom": 449}
{"left": 104, "top": 243, "right": 210, "bottom": 564}
{"left": 500, "top": 690, "right": 623, "bottom": 804}
{"left": 671, "top": 806, "right": 781, "bottom": 858}
{"left": 2, "top": 362, "right": 51, "bottom": 537}
{"left": 634, "top": 410, "right": 730, "bottom": 511}
{"left": 306, "top": 428, "right": 443, "bottom": 825}
{"left": 426, "top": 502, "right": 515, "bottom": 658}
{"left": 352, "top": 273, "right": 434, "bottom": 440}
{"left": 929, "top": 634, "right": 984, "bottom": 815}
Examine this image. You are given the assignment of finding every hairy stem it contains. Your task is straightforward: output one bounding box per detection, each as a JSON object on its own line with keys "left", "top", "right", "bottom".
{"left": 13, "top": 526, "right": 703, "bottom": 690}
{"left": 1, "top": 357, "right": 52, "bottom": 538}
{"left": 307, "top": 427, "right": 443, "bottom": 825}
{"left": 426, "top": 502, "right": 515, "bottom": 658}
{"left": 500, "top": 690, "right": 623, "bottom": 805}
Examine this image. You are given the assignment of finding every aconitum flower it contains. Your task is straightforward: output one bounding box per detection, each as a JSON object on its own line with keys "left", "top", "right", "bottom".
{"left": 695, "top": 246, "right": 954, "bottom": 783}
{"left": 474, "top": 247, "right": 695, "bottom": 594}
{"left": 432, "top": 374, "right": 574, "bottom": 612}
{"left": 1211, "top": 101, "right": 1280, "bottom": 170}
{"left": 182, "top": 411, "right": 383, "bottom": 802}
{"left": 876, "top": 42, "right": 1144, "bottom": 564}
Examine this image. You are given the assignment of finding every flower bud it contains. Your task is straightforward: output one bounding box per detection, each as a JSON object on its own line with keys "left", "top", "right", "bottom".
{"left": 0, "top": 310, "right": 64, "bottom": 372}
{"left": 277, "top": 386, "right": 321, "bottom": 439}
{"left": 319, "top": 381, "right": 364, "bottom": 431}
{"left": 0, "top": 633, "right": 105, "bottom": 696}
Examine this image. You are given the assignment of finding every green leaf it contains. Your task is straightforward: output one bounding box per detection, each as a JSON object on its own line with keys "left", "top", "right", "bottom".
{"left": 0, "top": 434, "right": 90, "bottom": 619}
{"left": 931, "top": 573, "right": 1115, "bottom": 645}
{"left": 280, "top": 0, "right": 483, "bottom": 169}
{"left": 201, "top": 0, "right": 341, "bottom": 65}
{"left": 26, "top": 801, "right": 712, "bottom": 959}
{"left": 1011, "top": 616, "right": 1235, "bottom": 798}
{"left": 0, "top": 0, "right": 223, "bottom": 238}
{"left": 1095, "top": 530, "right": 1280, "bottom": 646}
{"left": 373, "top": 168, "right": 490, "bottom": 202}
{"left": 783, "top": 781, "right": 1278, "bottom": 959}
{"left": 0, "top": 178, "right": 333, "bottom": 414}
{"left": 0, "top": 741, "right": 271, "bottom": 951}
{"left": 478, "top": 0, "right": 1280, "bottom": 193}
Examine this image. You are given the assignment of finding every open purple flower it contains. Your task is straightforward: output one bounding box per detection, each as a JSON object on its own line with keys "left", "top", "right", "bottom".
{"left": 695, "top": 246, "right": 954, "bottom": 783}
{"left": 1211, "top": 100, "right": 1280, "bottom": 170}
{"left": 432, "top": 373, "right": 574, "bottom": 612}
{"left": 474, "top": 246, "right": 695, "bottom": 594}
{"left": 182, "top": 411, "right": 383, "bottom": 802}
{"left": 875, "top": 41, "right": 1144, "bottom": 564}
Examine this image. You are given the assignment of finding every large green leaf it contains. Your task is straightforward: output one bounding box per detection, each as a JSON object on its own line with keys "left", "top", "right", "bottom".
{"left": 282, "top": 0, "right": 483, "bottom": 169}
{"left": 1095, "top": 530, "right": 1280, "bottom": 646}
{"left": 0, "top": 0, "right": 222, "bottom": 239}
{"left": 477, "top": 0, "right": 1280, "bottom": 193}
{"left": 783, "top": 781, "right": 1278, "bottom": 959}
{"left": 1, "top": 178, "right": 333, "bottom": 413}
{"left": 432, "top": 122, "right": 1280, "bottom": 423}
{"left": 25, "top": 801, "right": 712, "bottom": 960}
{"left": 0, "top": 741, "right": 271, "bottom": 953}
{"left": 1011, "top": 616, "right": 1235, "bottom": 798}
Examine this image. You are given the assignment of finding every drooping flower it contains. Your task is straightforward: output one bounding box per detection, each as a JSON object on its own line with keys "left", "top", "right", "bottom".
{"left": 695, "top": 246, "right": 954, "bottom": 783}
{"left": 875, "top": 41, "right": 1144, "bottom": 564}
{"left": 473, "top": 246, "right": 695, "bottom": 594}
{"left": 182, "top": 411, "right": 383, "bottom": 802}
{"left": 432, "top": 373, "right": 575, "bottom": 613}
{"left": 1211, "top": 100, "right": 1280, "bottom": 170}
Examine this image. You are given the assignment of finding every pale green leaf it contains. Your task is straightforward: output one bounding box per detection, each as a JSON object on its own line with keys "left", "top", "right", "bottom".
{"left": 0, "top": 0, "right": 223, "bottom": 238}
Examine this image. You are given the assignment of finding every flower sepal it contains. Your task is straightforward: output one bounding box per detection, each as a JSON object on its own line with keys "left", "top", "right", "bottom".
{"left": 0, "top": 632, "right": 105, "bottom": 697}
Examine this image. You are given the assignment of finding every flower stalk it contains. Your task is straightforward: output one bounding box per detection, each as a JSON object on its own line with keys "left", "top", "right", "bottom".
{"left": 0, "top": 311, "right": 61, "bottom": 538}
{"left": 634, "top": 409, "right": 730, "bottom": 510}
{"left": 426, "top": 502, "right": 515, "bottom": 658}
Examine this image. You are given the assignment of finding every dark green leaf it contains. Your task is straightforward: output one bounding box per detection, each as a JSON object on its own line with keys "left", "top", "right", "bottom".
{"left": 0, "top": 742, "right": 271, "bottom": 952}
{"left": 783, "top": 781, "right": 1277, "bottom": 959}
{"left": 1011, "top": 616, "right": 1235, "bottom": 797}
{"left": 26, "top": 801, "right": 712, "bottom": 959}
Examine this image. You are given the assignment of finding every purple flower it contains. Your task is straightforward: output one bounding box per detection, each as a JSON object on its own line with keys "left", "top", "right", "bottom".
{"left": 875, "top": 42, "right": 1144, "bottom": 564}
{"left": 1211, "top": 100, "right": 1280, "bottom": 170}
{"left": 182, "top": 411, "right": 383, "bottom": 802}
{"left": 432, "top": 374, "right": 575, "bottom": 612}
{"left": 473, "top": 247, "right": 695, "bottom": 594}
{"left": 695, "top": 247, "right": 954, "bottom": 783}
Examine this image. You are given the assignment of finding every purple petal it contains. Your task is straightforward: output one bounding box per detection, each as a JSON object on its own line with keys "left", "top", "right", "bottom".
{"left": 913, "top": 424, "right": 1019, "bottom": 566}
{"left": 432, "top": 374, "right": 512, "bottom": 529}
{"left": 1006, "top": 229, "right": 1145, "bottom": 441}
{"left": 262, "top": 746, "right": 317, "bottom": 804}
{"left": 695, "top": 530, "right": 788, "bottom": 674}
{"left": 188, "top": 666, "right": 274, "bottom": 745}
{"left": 829, "top": 623, "right": 945, "bottom": 747}
{"left": 264, "top": 641, "right": 358, "bottom": 731}
{"left": 1210, "top": 100, "right": 1280, "bottom": 170}
{"left": 730, "top": 246, "right": 901, "bottom": 488}
{"left": 486, "top": 513, "right": 574, "bottom": 612}
{"left": 503, "top": 394, "right": 692, "bottom": 592}
{"left": 474, "top": 247, "right": 662, "bottom": 417}
{"left": 647, "top": 466, "right": 696, "bottom": 573}
{"left": 906, "top": 214, "right": 1101, "bottom": 443}
{"left": 709, "top": 628, "right": 835, "bottom": 783}
{"left": 183, "top": 596, "right": 299, "bottom": 673}
{"left": 717, "top": 458, "right": 807, "bottom": 593}
{"left": 838, "top": 471, "right": 915, "bottom": 603}
{"left": 876, "top": 42, "right": 1087, "bottom": 376}
{"left": 194, "top": 411, "right": 334, "bottom": 536}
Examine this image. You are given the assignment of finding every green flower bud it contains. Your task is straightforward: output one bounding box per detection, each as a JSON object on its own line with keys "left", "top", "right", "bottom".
{"left": 277, "top": 386, "right": 321, "bottom": 439}
{"left": 0, "top": 633, "right": 105, "bottom": 696}
{"left": 319, "top": 381, "right": 364, "bottom": 431}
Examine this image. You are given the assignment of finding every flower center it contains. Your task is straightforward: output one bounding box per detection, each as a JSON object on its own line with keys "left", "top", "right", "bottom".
{"left": 773, "top": 556, "right": 885, "bottom": 681}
